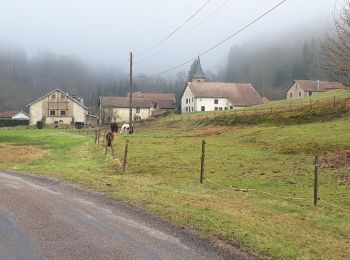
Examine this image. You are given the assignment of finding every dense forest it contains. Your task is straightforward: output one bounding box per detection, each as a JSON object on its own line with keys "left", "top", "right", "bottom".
{"left": 0, "top": 24, "right": 331, "bottom": 112}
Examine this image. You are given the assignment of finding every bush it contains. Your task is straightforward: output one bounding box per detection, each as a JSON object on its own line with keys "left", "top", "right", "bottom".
{"left": 36, "top": 121, "right": 44, "bottom": 129}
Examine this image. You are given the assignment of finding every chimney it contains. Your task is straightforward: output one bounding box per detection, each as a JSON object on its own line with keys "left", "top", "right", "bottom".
{"left": 317, "top": 80, "right": 320, "bottom": 91}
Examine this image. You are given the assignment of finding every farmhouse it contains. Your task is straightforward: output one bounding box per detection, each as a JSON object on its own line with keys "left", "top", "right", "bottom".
{"left": 99, "top": 96, "right": 153, "bottom": 123}
{"left": 181, "top": 58, "right": 263, "bottom": 113}
{"left": 27, "top": 89, "right": 88, "bottom": 125}
{"left": 128, "top": 91, "right": 177, "bottom": 114}
{"left": 286, "top": 80, "right": 348, "bottom": 99}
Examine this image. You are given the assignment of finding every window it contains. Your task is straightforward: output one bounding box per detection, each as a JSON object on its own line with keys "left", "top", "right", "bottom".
{"left": 219, "top": 107, "right": 223, "bottom": 110}
{"left": 230, "top": 106, "right": 233, "bottom": 109}
{"left": 191, "top": 107, "right": 194, "bottom": 112}
{"left": 186, "top": 98, "right": 188, "bottom": 104}
{"left": 299, "top": 92, "right": 302, "bottom": 97}
{"left": 50, "top": 110, "right": 56, "bottom": 116}
{"left": 51, "top": 94, "right": 56, "bottom": 100}
{"left": 214, "top": 107, "right": 218, "bottom": 111}
{"left": 225, "top": 107, "right": 228, "bottom": 110}
{"left": 290, "top": 92, "right": 292, "bottom": 98}
{"left": 185, "top": 107, "right": 188, "bottom": 112}
{"left": 60, "top": 110, "right": 66, "bottom": 116}
{"left": 214, "top": 99, "right": 219, "bottom": 104}
{"left": 136, "top": 108, "right": 140, "bottom": 113}
{"left": 201, "top": 106, "right": 205, "bottom": 112}
{"left": 309, "top": 91, "right": 313, "bottom": 96}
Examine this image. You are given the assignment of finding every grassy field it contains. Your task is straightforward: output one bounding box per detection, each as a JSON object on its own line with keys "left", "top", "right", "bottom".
{"left": 1, "top": 91, "right": 350, "bottom": 259}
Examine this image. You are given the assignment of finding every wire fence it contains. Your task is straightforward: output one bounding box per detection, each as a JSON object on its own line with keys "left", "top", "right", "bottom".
{"left": 60, "top": 97, "right": 350, "bottom": 214}
{"left": 165, "top": 95, "right": 350, "bottom": 122}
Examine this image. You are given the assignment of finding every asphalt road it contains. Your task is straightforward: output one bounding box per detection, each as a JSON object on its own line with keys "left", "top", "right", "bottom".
{"left": 0, "top": 170, "right": 250, "bottom": 260}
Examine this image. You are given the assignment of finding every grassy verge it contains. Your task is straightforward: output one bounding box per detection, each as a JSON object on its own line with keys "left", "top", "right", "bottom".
{"left": 1, "top": 93, "right": 350, "bottom": 259}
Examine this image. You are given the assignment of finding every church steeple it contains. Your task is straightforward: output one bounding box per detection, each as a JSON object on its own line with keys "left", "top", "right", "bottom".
{"left": 188, "top": 57, "right": 205, "bottom": 82}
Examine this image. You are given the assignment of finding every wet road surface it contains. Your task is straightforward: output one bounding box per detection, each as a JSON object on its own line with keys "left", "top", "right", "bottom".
{"left": 0, "top": 170, "right": 248, "bottom": 260}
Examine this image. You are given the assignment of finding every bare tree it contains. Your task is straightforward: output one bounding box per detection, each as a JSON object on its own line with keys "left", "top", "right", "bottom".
{"left": 321, "top": 1, "right": 350, "bottom": 84}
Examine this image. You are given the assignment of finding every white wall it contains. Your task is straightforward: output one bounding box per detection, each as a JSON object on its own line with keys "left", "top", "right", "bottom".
{"left": 12, "top": 112, "right": 29, "bottom": 120}
{"left": 195, "top": 98, "right": 232, "bottom": 112}
{"left": 72, "top": 102, "right": 86, "bottom": 122}
{"left": 181, "top": 85, "right": 195, "bottom": 113}
{"left": 29, "top": 101, "right": 43, "bottom": 125}
{"left": 111, "top": 107, "right": 151, "bottom": 122}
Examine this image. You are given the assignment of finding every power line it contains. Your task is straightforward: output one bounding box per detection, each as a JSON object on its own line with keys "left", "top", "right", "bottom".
{"left": 148, "top": 0, "right": 288, "bottom": 77}
{"left": 135, "top": 0, "right": 230, "bottom": 64}
{"left": 136, "top": 0, "right": 212, "bottom": 56}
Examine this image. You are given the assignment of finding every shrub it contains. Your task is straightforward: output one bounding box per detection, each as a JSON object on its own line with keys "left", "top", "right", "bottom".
{"left": 36, "top": 120, "right": 44, "bottom": 129}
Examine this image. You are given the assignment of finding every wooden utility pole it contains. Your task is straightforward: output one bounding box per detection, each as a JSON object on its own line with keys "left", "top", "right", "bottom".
{"left": 129, "top": 52, "right": 133, "bottom": 134}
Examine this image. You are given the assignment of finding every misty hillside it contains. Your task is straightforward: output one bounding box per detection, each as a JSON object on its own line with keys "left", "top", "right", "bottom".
{"left": 218, "top": 26, "right": 331, "bottom": 99}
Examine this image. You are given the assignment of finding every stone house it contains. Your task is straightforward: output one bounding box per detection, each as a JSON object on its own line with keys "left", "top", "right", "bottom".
{"left": 286, "top": 80, "right": 348, "bottom": 100}
{"left": 27, "top": 89, "right": 88, "bottom": 125}
{"left": 181, "top": 58, "right": 263, "bottom": 113}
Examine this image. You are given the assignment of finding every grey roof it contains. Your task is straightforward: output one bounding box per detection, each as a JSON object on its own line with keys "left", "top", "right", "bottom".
{"left": 100, "top": 96, "right": 153, "bottom": 108}
{"left": 192, "top": 58, "right": 205, "bottom": 79}
{"left": 188, "top": 57, "right": 205, "bottom": 80}
{"left": 27, "top": 89, "right": 88, "bottom": 110}
{"left": 187, "top": 82, "right": 263, "bottom": 106}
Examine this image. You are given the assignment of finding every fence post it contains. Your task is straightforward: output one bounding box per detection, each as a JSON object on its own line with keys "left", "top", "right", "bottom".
{"left": 97, "top": 130, "right": 101, "bottom": 145}
{"left": 334, "top": 96, "right": 336, "bottom": 108}
{"left": 94, "top": 130, "right": 98, "bottom": 144}
{"left": 310, "top": 98, "right": 313, "bottom": 108}
{"left": 200, "top": 140, "right": 206, "bottom": 184}
{"left": 123, "top": 140, "right": 129, "bottom": 173}
{"left": 314, "top": 144, "right": 320, "bottom": 206}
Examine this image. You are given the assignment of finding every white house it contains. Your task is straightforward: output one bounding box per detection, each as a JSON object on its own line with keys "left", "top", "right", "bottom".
{"left": 0, "top": 111, "right": 29, "bottom": 120}
{"left": 181, "top": 58, "right": 263, "bottom": 113}
{"left": 27, "top": 89, "right": 88, "bottom": 125}
{"left": 99, "top": 96, "right": 154, "bottom": 123}
{"left": 286, "top": 80, "right": 348, "bottom": 100}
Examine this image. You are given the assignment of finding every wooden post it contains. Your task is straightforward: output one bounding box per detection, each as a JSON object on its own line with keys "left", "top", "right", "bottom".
{"left": 94, "top": 130, "right": 98, "bottom": 144}
{"left": 314, "top": 144, "right": 320, "bottom": 206}
{"left": 97, "top": 130, "right": 101, "bottom": 145}
{"left": 200, "top": 140, "right": 206, "bottom": 184}
{"left": 310, "top": 98, "right": 312, "bottom": 108}
{"left": 334, "top": 96, "right": 336, "bottom": 108}
{"left": 123, "top": 140, "right": 129, "bottom": 173}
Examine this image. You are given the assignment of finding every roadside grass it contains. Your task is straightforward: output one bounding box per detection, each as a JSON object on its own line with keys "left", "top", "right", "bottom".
{"left": 0, "top": 92, "right": 350, "bottom": 259}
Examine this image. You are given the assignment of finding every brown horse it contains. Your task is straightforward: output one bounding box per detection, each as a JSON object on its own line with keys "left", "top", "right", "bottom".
{"left": 105, "top": 131, "right": 114, "bottom": 147}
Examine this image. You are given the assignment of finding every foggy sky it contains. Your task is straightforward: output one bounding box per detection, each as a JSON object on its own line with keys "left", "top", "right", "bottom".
{"left": 0, "top": 0, "right": 338, "bottom": 77}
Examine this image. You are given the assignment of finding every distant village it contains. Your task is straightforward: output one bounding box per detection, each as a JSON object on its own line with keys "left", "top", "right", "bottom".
{"left": 0, "top": 58, "right": 347, "bottom": 128}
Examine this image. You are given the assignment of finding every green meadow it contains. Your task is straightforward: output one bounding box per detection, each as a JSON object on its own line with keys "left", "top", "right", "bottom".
{"left": 1, "top": 90, "right": 350, "bottom": 259}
